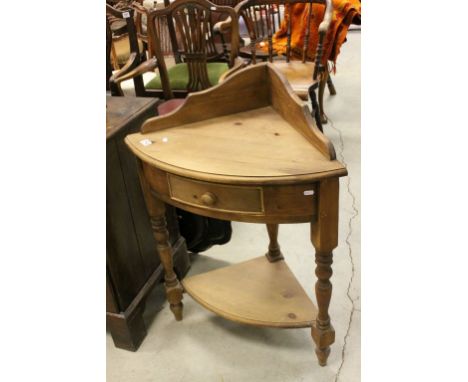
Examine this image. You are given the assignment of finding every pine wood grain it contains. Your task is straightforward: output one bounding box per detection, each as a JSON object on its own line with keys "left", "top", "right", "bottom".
{"left": 125, "top": 64, "right": 345, "bottom": 186}
{"left": 182, "top": 256, "right": 318, "bottom": 328}
{"left": 126, "top": 106, "right": 343, "bottom": 179}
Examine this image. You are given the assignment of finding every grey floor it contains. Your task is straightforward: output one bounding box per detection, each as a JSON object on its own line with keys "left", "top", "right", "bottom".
{"left": 108, "top": 31, "right": 360, "bottom": 382}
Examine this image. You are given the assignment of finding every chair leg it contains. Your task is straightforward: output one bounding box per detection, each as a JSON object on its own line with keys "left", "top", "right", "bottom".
{"left": 133, "top": 75, "right": 146, "bottom": 97}
{"left": 309, "top": 84, "right": 323, "bottom": 133}
{"left": 326, "top": 75, "right": 337, "bottom": 96}
{"left": 318, "top": 73, "right": 328, "bottom": 125}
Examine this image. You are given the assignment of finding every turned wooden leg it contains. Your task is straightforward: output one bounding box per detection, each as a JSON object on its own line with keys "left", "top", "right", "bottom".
{"left": 151, "top": 214, "right": 184, "bottom": 320}
{"left": 137, "top": 161, "right": 184, "bottom": 321}
{"left": 318, "top": 71, "right": 328, "bottom": 125}
{"left": 265, "top": 224, "right": 284, "bottom": 262}
{"left": 310, "top": 178, "right": 339, "bottom": 366}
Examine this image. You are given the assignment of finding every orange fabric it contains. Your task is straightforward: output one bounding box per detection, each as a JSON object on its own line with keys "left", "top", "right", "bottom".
{"left": 271, "top": 0, "right": 361, "bottom": 68}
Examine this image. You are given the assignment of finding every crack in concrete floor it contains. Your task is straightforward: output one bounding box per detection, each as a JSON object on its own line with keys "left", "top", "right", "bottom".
{"left": 327, "top": 116, "right": 359, "bottom": 382}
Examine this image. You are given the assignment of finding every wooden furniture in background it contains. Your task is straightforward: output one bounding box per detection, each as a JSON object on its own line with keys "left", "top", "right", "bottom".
{"left": 106, "top": 95, "right": 191, "bottom": 351}
{"left": 224, "top": 0, "right": 334, "bottom": 128}
{"left": 125, "top": 64, "right": 347, "bottom": 365}
{"left": 112, "top": 0, "right": 243, "bottom": 99}
{"left": 106, "top": 3, "right": 148, "bottom": 95}
{"left": 109, "top": 2, "right": 235, "bottom": 253}
{"left": 107, "top": 15, "right": 114, "bottom": 91}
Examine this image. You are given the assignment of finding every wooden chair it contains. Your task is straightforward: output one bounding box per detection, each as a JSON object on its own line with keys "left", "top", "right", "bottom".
{"left": 106, "top": 4, "right": 147, "bottom": 95}
{"left": 133, "top": 1, "right": 175, "bottom": 56}
{"left": 208, "top": 0, "right": 245, "bottom": 53}
{"left": 226, "top": 0, "right": 333, "bottom": 129}
{"left": 112, "top": 0, "right": 244, "bottom": 100}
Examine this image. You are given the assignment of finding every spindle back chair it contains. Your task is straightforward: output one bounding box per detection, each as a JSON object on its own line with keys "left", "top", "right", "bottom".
{"left": 233, "top": 0, "right": 333, "bottom": 127}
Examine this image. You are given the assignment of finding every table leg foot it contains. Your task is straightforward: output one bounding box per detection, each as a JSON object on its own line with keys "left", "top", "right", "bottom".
{"left": 170, "top": 302, "right": 184, "bottom": 321}
{"left": 311, "top": 322, "right": 335, "bottom": 366}
{"left": 166, "top": 275, "right": 184, "bottom": 321}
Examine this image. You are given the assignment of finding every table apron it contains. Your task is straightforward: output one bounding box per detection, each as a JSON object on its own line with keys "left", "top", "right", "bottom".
{"left": 142, "top": 164, "right": 318, "bottom": 224}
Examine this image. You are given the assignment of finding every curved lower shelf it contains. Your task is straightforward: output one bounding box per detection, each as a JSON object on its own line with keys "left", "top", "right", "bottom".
{"left": 182, "top": 256, "right": 317, "bottom": 328}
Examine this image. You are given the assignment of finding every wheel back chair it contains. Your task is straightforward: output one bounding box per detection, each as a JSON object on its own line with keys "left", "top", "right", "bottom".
{"left": 110, "top": 0, "right": 244, "bottom": 105}
{"left": 219, "top": 0, "right": 334, "bottom": 130}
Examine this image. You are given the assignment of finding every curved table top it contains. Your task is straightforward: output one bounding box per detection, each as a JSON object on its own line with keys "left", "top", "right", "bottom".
{"left": 125, "top": 63, "right": 347, "bottom": 185}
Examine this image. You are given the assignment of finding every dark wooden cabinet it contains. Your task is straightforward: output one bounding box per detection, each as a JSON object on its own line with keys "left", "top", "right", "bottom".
{"left": 106, "top": 96, "right": 190, "bottom": 351}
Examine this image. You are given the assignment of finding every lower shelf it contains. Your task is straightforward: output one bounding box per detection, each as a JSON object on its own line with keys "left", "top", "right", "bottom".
{"left": 182, "top": 256, "right": 317, "bottom": 328}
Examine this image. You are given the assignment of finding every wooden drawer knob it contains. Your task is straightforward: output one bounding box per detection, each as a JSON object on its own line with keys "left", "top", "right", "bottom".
{"left": 201, "top": 192, "right": 217, "bottom": 206}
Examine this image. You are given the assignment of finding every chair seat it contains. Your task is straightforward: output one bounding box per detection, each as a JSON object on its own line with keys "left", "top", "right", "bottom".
{"left": 157, "top": 98, "right": 186, "bottom": 116}
{"left": 273, "top": 61, "right": 318, "bottom": 100}
{"left": 145, "top": 62, "right": 229, "bottom": 90}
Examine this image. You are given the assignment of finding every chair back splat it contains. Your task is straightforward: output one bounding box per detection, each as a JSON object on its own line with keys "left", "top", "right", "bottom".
{"left": 147, "top": 0, "right": 240, "bottom": 92}
{"left": 110, "top": 0, "right": 240, "bottom": 99}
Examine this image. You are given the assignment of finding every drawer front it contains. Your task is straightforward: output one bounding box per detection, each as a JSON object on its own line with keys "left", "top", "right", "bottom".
{"left": 168, "top": 175, "right": 264, "bottom": 214}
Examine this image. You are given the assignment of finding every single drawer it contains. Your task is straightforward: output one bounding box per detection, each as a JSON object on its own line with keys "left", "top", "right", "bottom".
{"left": 168, "top": 174, "right": 264, "bottom": 214}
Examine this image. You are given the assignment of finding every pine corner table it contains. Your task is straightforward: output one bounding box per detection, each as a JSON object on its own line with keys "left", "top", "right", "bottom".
{"left": 125, "top": 63, "right": 348, "bottom": 366}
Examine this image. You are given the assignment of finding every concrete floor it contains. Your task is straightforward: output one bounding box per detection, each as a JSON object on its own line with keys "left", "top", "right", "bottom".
{"left": 108, "top": 31, "right": 360, "bottom": 382}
